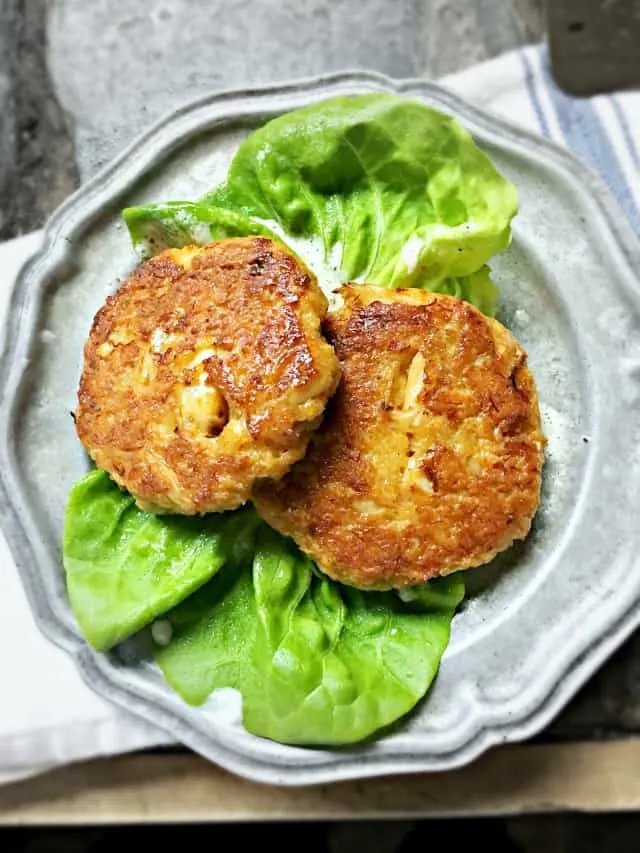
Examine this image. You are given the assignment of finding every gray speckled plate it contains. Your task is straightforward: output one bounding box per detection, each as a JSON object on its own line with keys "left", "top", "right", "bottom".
{"left": 2, "top": 71, "right": 640, "bottom": 787}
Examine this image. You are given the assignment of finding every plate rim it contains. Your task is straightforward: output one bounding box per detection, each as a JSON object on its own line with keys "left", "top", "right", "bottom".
{"left": 1, "top": 68, "right": 640, "bottom": 786}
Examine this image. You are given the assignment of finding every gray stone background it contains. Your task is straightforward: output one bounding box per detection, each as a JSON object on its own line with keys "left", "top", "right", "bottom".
{"left": 1, "top": 0, "right": 640, "bottom": 848}
{"left": 0, "top": 0, "right": 545, "bottom": 236}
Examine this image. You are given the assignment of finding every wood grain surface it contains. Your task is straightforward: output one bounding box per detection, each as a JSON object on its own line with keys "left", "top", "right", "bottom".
{"left": 3, "top": 740, "right": 640, "bottom": 825}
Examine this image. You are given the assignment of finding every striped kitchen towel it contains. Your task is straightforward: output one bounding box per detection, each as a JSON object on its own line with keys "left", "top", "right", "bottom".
{"left": 444, "top": 44, "right": 640, "bottom": 234}
{"left": 0, "top": 43, "right": 638, "bottom": 785}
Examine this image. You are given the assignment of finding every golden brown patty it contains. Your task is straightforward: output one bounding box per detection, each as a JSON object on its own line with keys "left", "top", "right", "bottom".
{"left": 253, "top": 284, "right": 545, "bottom": 589}
{"left": 75, "top": 237, "right": 340, "bottom": 514}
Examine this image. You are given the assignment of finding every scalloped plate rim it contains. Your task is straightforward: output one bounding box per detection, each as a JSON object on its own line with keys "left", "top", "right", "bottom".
{"left": 1, "top": 69, "right": 640, "bottom": 786}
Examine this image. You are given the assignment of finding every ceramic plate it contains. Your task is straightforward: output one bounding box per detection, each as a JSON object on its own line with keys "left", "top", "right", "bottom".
{"left": 1, "top": 71, "right": 640, "bottom": 786}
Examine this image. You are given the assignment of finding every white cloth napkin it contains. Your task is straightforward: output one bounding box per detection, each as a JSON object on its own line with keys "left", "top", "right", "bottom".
{"left": 1, "top": 44, "right": 638, "bottom": 785}
{"left": 0, "top": 234, "right": 174, "bottom": 786}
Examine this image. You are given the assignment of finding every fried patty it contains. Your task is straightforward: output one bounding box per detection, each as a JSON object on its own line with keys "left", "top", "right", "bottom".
{"left": 253, "top": 285, "right": 545, "bottom": 589}
{"left": 75, "top": 237, "right": 340, "bottom": 514}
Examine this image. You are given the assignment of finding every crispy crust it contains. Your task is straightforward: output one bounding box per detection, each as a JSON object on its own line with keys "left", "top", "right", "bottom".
{"left": 75, "top": 237, "right": 340, "bottom": 514}
{"left": 253, "top": 284, "right": 545, "bottom": 589}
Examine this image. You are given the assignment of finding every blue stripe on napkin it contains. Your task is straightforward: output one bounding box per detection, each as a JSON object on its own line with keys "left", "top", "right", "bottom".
{"left": 521, "top": 48, "right": 640, "bottom": 233}
{"left": 521, "top": 51, "right": 551, "bottom": 140}
{"left": 611, "top": 96, "right": 640, "bottom": 171}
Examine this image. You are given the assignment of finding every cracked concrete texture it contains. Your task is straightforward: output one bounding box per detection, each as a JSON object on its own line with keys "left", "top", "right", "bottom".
{"left": 0, "top": 0, "right": 78, "bottom": 238}
{"left": 46, "top": 0, "right": 543, "bottom": 178}
{"left": 0, "top": 6, "right": 16, "bottom": 236}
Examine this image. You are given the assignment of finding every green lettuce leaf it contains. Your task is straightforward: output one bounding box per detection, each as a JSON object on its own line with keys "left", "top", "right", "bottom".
{"left": 207, "top": 93, "right": 517, "bottom": 287}
{"left": 123, "top": 94, "right": 516, "bottom": 305}
{"left": 121, "top": 200, "right": 500, "bottom": 318}
{"left": 63, "top": 470, "right": 250, "bottom": 651}
{"left": 122, "top": 202, "right": 279, "bottom": 260}
{"left": 429, "top": 266, "right": 500, "bottom": 318}
{"left": 154, "top": 525, "right": 464, "bottom": 745}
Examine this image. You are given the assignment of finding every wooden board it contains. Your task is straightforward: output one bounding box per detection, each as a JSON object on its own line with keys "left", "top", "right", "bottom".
{"left": 3, "top": 740, "right": 640, "bottom": 825}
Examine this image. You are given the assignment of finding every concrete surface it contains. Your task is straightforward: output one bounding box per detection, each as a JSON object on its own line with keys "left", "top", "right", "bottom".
{"left": 45, "top": 0, "right": 544, "bottom": 177}
{"left": 0, "top": 0, "right": 77, "bottom": 239}
{"left": 548, "top": 0, "right": 640, "bottom": 94}
{"left": 0, "top": 0, "right": 545, "bottom": 212}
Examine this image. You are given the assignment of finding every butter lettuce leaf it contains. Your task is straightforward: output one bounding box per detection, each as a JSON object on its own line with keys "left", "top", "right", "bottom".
{"left": 154, "top": 525, "right": 464, "bottom": 745}
{"left": 64, "top": 475, "right": 464, "bottom": 744}
{"left": 123, "top": 95, "right": 515, "bottom": 312}
{"left": 122, "top": 202, "right": 279, "bottom": 260}
{"left": 430, "top": 266, "right": 500, "bottom": 318}
{"left": 122, "top": 200, "right": 500, "bottom": 317}
{"left": 205, "top": 93, "right": 517, "bottom": 287}
{"left": 63, "top": 470, "right": 251, "bottom": 651}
